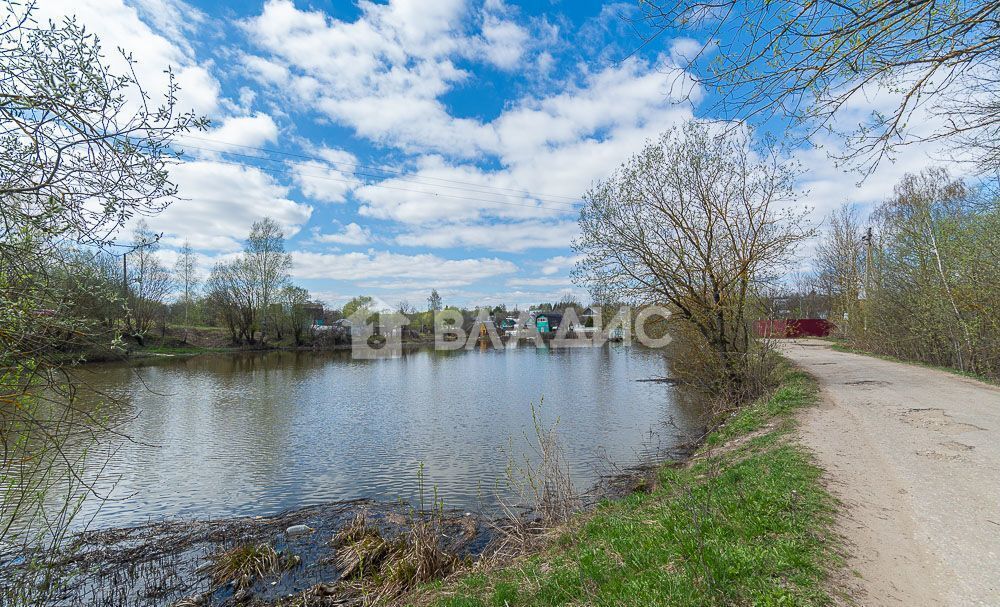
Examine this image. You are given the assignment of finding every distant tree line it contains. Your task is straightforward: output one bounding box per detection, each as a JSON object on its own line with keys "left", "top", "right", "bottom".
{"left": 204, "top": 218, "right": 317, "bottom": 347}
{"left": 813, "top": 169, "right": 1000, "bottom": 380}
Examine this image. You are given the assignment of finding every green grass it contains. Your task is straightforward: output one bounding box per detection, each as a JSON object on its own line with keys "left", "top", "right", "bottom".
{"left": 417, "top": 365, "right": 839, "bottom": 607}
{"left": 825, "top": 340, "right": 997, "bottom": 386}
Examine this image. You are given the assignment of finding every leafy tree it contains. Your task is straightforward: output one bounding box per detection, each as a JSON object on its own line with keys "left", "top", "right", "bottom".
{"left": 343, "top": 295, "right": 375, "bottom": 320}
{"left": 279, "top": 285, "right": 313, "bottom": 346}
{"left": 204, "top": 219, "right": 292, "bottom": 345}
{"left": 574, "top": 121, "right": 811, "bottom": 391}
{"left": 427, "top": 289, "right": 442, "bottom": 312}
{"left": 124, "top": 221, "right": 172, "bottom": 340}
{"left": 206, "top": 258, "right": 255, "bottom": 344}
{"left": 815, "top": 205, "right": 866, "bottom": 332}
{"left": 0, "top": 2, "right": 205, "bottom": 250}
{"left": 246, "top": 218, "right": 292, "bottom": 343}
{"left": 816, "top": 168, "right": 1000, "bottom": 378}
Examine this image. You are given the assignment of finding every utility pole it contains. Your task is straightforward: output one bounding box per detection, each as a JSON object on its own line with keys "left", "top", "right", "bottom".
{"left": 861, "top": 226, "right": 873, "bottom": 333}
{"left": 119, "top": 232, "right": 160, "bottom": 337}
{"left": 122, "top": 251, "right": 129, "bottom": 334}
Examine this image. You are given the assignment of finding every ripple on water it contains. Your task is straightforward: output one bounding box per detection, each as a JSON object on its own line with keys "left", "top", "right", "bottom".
{"left": 30, "top": 346, "right": 703, "bottom": 530}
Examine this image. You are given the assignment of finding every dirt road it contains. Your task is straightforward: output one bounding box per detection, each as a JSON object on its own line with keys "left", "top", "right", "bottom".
{"left": 782, "top": 340, "right": 1000, "bottom": 606}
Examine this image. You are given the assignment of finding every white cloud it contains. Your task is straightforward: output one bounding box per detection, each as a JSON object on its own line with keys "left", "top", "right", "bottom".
{"left": 359, "top": 278, "right": 477, "bottom": 291}
{"left": 290, "top": 251, "right": 517, "bottom": 284}
{"left": 537, "top": 254, "right": 585, "bottom": 276}
{"left": 494, "top": 58, "right": 698, "bottom": 161}
{"left": 241, "top": 0, "right": 470, "bottom": 99}
{"left": 239, "top": 0, "right": 701, "bottom": 248}
{"left": 244, "top": 0, "right": 698, "bottom": 162}
{"left": 197, "top": 114, "right": 279, "bottom": 150}
{"left": 312, "top": 223, "right": 372, "bottom": 246}
{"left": 242, "top": 54, "right": 292, "bottom": 86}
{"left": 479, "top": 15, "right": 529, "bottom": 71}
{"left": 396, "top": 220, "right": 578, "bottom": 252}
{"left": 507, "top": 276, "right": 575, "bottom": 288}
{"left": 36, "top": 0, "right": 221, "bottom": 116}
{"left": 241, "top": 0, "right": 505, "bottom": 157}
{"left": 151, "top": 160, "right": 313, "bottom": 251}
{"left": 290, "top": 147, "right": 361, "bottom": 203}
{"left": 130, "top": 0, "right": 206, "bottom": 52}
{"left": 668, "top": 37, "right": 709, "bottom": 66}
{"left": 793, "top": 109, "right": 973, "bottom": 224}
{"left": 473, "top": 287, "right": 589, "bottom": 308}
{"left": 344, "top": 56, "right": 695, "bottom": 225}
{"left": 355, "top": 156, "right": 578, "bottom": 224}
{"left": 176, "top": 114, "right": 280, "bottom": 162}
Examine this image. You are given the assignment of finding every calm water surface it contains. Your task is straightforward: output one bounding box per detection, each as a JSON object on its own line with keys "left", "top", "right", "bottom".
{"left": 63, "top": 345, "right": 702, "bottom": 529}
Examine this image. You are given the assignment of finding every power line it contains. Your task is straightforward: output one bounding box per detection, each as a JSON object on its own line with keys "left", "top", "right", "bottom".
{"left": 175, "top": 153, "right": 581, "bottom": 214}
{"left": 175, "top": 134, "right": 582, "bottom": 204}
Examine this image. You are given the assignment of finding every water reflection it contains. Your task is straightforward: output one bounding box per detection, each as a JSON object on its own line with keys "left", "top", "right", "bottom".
{"left": 37, "top": 345, "right": 704, "bottom": 529}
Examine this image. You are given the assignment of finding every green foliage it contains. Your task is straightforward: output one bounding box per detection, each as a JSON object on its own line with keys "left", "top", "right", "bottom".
{"left": 205, "top": 218, "right": 300, "bottom": 346}
{"left": 427, "top": 289, "right": 442, "bottom": 312}
{"left": 709, "top": 368, "right": 815, "bottom": 445}
{"left": 574, "top": 120, "right": 812, "bottom": 394}
{"left": 343, "top": 295, "right": 375, "bottom": 320}
{"left": 830, "top": 169, "right": 1000, "bottom": 380}
{"left": 0, "top": 0, "right": 204, "bottom": 565}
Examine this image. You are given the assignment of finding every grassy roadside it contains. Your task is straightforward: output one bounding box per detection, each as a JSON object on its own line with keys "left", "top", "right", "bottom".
{"left": 824, "top": 339, "right": 997, "bottom": 386}
{"left": 412, "top": 363, "right": 840, "bottom": 607}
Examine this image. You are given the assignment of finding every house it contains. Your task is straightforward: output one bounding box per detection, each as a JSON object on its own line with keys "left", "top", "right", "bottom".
{"left": 534, "top": 312, "right": 562, "bottom": 333}
{"left": 754, "top": 318, "right": 835, "bottom": 338}
{"left": 302, "top": 303, "right": 325, "bottom": 326}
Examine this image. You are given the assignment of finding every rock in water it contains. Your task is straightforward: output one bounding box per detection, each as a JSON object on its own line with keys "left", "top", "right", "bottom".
{"left": 286, "top": 524, "right": 314, "bottom": 536}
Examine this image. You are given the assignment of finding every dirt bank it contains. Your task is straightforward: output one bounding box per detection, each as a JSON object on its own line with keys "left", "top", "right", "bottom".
{"left": 782, "top": 340, "right": 1000, "bottom": 606}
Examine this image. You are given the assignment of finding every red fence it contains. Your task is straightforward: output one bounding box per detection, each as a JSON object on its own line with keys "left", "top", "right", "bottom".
{"left": 754, "top": 318, "right": 835, "bottom": 338}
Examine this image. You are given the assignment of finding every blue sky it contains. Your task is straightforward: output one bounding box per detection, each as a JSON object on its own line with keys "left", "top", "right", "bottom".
{"left": 38, "top": 0, "right": 959, "bottom": 310}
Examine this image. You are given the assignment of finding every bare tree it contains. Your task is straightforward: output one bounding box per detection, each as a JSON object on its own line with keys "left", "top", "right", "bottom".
{"left": 816, "top": 168, "right": 1000, "bottom": 379}
{"left": 815, "top": 205, "right": 866, "bottom": 334}
{"left": 246, "top": 218, "right": 292, "bottom": 344}
{"left": 574, "top": 121, "right": 812, "bottom": 390}
{"left": 280, "top": 285, "right": 313, "bottom": 346}
{"left": 174, "top": 241, "right": 200, "bottom": 328}
{"left": 639, "top": 1, "right": 1000, "bottom": 172}
{"left": 206, "top": 258, "right": 254, "bottom": 345}
{"left": 876, "top": 168, "right": 977, "bottom": 370}
{"left": 124, "top": 222, "right": 172, "bottom": 340}
{"left": 204, "top": 219, "right": 292, "bottom": 345}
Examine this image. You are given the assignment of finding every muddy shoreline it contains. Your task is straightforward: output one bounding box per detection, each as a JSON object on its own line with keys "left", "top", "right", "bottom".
{"left": 1, "top": 436, "right": 699, "bottom": 607}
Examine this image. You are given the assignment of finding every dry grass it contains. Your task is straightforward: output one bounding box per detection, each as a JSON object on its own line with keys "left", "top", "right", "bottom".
{"left": 320, "top": 511, "right": 461, "bottom": 605}
{"left": 205, "top": 542, "right": 297, "bottom": 589}
{"left": 500, "top": 400, "right": 580, "bottom": 525}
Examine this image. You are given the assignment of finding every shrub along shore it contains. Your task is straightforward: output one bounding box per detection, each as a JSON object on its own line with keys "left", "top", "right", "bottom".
{"left": 404, "top": 362, "right": 841, "bottom": 607}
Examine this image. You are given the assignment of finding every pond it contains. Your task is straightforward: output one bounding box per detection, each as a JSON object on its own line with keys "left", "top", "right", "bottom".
{"left": 45, "top": 344, "right": 704, "bottom": 530}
